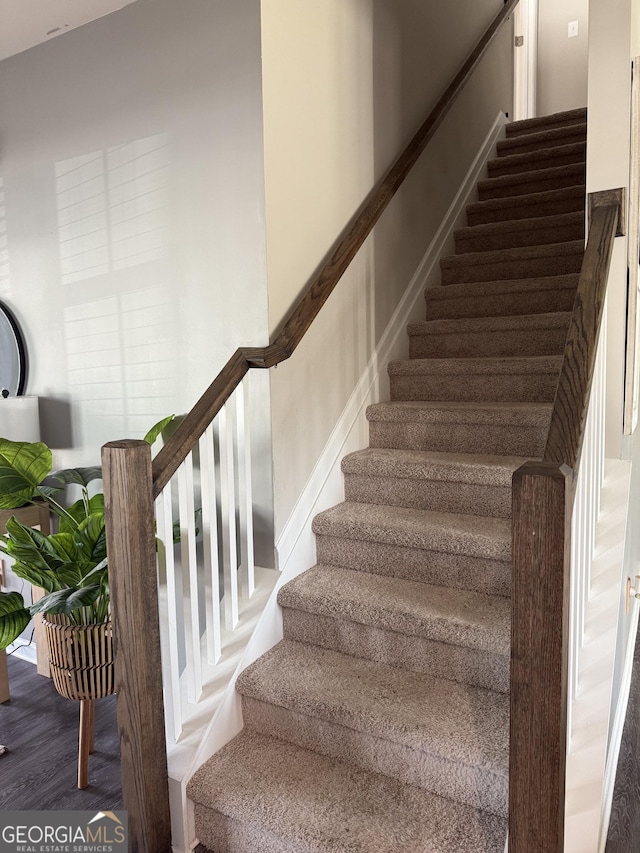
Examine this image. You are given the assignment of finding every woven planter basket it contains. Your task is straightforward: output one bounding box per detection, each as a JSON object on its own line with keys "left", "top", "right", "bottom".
{"left": 43, "top": 615, "right": 114, "bottom": 701}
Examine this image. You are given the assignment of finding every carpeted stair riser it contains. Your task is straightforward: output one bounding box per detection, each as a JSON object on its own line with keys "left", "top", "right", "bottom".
{"left": 440, "top": 240, "right": 584, "bottom": 285}
{"left": 497, "top": 121, "right": 587, "bottom": 155}
{"left": 242, "top": 697, "right": 507, "bottom": 817}
{"left": 388, "top": 355, "right": 562, "bottom": 403}
{"left": 343, "top": 471, "right": 510, "bottom": 516}
{"left": 367, "top": 401, "right": 551, "bottom": 456}
{"left": 282, "top": 608, "right": 509, "bottom": 693}
{"left": 237, "top": 642, "right": 509, "bottom": 816}
{"left": 280, "top": 566, "right": 511, "bottom": 659}
{"left": 424, "top": 274, "right": 579, "bottom": 320}
{"left": 314, "top": 533, "right": 510, "bottom": 596}
{"left": 467, "top": 185, "right": 585, "bottom": 226}
{"left": 312, "top": 502, "right": 511, "bottom": 597}
{"left": 279, "top": 565, "right": 510, "bottom": 692}
{"left": 477, "top": 163, "right": 585, "bottom": 201}
{"left": 192, "top": 807, "right": 300, "bottom": 853}
{"left": 341, "top": 448, "right": 524, "bottom": 517}
{"left": 188, "top": 732, "right": 508, "bottom": 853}
{"left": 453, "top": 211, "right": 584, "bottom": 254}
{"left": 487, "top": 141, "right": 586, "bottom": 177}
{"left": 409, "top": 312, "right": 571, "bottom": 359}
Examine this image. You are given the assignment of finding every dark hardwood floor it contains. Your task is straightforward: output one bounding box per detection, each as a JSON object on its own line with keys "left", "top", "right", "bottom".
{"left": 606, "top": 627, "right": 640, "bottom": 853}
{"left": 1, "top": 638, "right": 639, "bottom": 848}
{"left": 0, "top": 654, "right": 121, "bottom": 810}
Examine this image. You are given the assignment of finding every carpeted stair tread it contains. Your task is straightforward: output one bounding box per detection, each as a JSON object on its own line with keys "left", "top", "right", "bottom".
{"left": 487, "top": 140, "right": 586, "bottom": 177}
{"left": 477, "top": 162, "right": 585, "bottom": 201}
{"left": 410, "top": 312, "right": 571, "bottom": 337}
{"left": 440, "top": 240, "right": 584, "bottom": 285}
{"left": 389, "top": 353, "right": 562, "bottom": 376}
{"left": 389, "top": 354, "right": 562, "bottom": 403}
{"left": 279, "top": 565, "right": 510, "bottom": 692}
{"left": 237, "top": 641, "right": 509, "bottom": 796}
{"left": 408, "top": 312, "right": 571, "bottom": 358}
{"left": 312, "top": 501, "right": 510, "bottom": 562}
{"left": 505, "top": 107, "right": 586, "bottom": 137}
{"left": 367, "top": 400, "right": 552, "bottom": 425}
{"left": 466, "top": 184, "right": 585, "bottom": 225}
{"left": 342, "top": 446, "right": 525, "bottom": 486}
{"left": 497, "top": 122, "right": 587, "bottom": 156}
{"left": 453, "top": 210, "right": 584, "bottom": 253}
{"left": 424, "top": 274, "right": 579, "bottom": 319}
{"left": 188, "top": 731, "right": 507, "bottom": 853}
{"left": 505, "top": 108, "right": 586, "bottom": 137}
{"left": 279, "top": 564, "right": 510, "bottom": 657}
{"left": 341, "top": 447, "right": 524, "bottom": 516}
{"left": 367, "top": 400, "right": 551, "bottom": 456}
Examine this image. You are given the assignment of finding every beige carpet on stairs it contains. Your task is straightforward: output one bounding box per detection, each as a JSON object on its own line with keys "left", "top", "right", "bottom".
{"left": 188, "top": 106, "right": 588, "bottom": 853}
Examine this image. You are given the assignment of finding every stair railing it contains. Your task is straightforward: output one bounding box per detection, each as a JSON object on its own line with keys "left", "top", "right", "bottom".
{"left": 509, "top": 187, "right": 625, "bottom": 852}
{"left": 101, "top": 1, "right": 520, "bottom": 850}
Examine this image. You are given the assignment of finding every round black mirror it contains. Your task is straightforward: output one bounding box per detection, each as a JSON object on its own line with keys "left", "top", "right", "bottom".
{"left": 0, "top": 302, "right": 27, "bottom": 396}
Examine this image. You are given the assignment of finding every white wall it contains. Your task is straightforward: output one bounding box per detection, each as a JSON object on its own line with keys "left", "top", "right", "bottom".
{"left": 537, "top": 0, "right": 589, "bottom": 115}
{"left": 261, "top": 0, "right": 513, "bottom": 541}
{"left": 0, "top": 0, "right": 275, "bottom": 562}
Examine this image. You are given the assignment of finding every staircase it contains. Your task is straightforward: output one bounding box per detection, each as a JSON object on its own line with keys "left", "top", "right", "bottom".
{"left": 187, "top": 108, "right": 587, "bottom": 853}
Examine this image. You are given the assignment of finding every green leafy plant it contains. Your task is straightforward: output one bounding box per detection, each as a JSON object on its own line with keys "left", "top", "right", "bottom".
{"left": 0, "top": 415, "right": 174, "bottom": 649}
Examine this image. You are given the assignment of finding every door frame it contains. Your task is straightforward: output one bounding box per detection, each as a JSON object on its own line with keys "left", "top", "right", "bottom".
{"left": 513, "top": 0, "right": 538, "bottom": 120}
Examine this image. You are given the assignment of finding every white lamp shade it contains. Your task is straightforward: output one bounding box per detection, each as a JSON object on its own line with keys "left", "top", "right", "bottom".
{"left": 0, "top": 396, "right": 40, "bottom": 442}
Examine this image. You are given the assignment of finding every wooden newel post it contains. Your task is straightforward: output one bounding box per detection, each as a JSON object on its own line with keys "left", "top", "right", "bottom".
{"left": 510, "top": 460, "right": 573, "bottom": 853}
{"left": 102, "top": 440, "right": 172, "bottom": 853}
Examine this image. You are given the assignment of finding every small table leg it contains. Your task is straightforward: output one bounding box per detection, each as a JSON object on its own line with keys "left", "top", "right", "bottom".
{"left": 0, "top": 649, "right": 9, "bottom": 704}
{"left": 78, "top": 699, "right": 95, "bottom": 789}
{"left": 0, "top": 647, "right": 8, "bottom": 755}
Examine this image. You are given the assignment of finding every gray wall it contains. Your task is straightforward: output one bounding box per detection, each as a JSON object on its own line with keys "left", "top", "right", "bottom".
{"left": 537, "top": 0, "right": 589, "bottom": 115}
{"left": 0, "top": 0, "right": 275, "bottom": 563}
{"left": 261, "top": 0, "right": 514, "bottom": 537}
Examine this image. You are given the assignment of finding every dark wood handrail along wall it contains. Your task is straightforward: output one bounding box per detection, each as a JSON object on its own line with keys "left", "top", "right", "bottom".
{"left": 150, "top": 0, "right": 520, "bottom": 499}
{"left": 509, "top": 188, "right": 625, "bottom": 852}
{"left": 102, "top": 3, "right": 520, "bottom": 850}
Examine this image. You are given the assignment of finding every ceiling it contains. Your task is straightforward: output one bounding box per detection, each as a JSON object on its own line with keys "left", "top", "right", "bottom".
{"left": 0, "top": 0, "right": 139, "bottom": 61}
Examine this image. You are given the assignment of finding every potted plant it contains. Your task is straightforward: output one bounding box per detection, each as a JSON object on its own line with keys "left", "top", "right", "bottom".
{"left": 0, "top": 417, "right": 173, "bottom": 787}
{"left": 0, "top": 416, "right": 174, "bottom": 682}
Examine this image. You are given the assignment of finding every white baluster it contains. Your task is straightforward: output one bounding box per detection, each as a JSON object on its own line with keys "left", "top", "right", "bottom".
{"left": 199, "top": 425, "right": 221, "bottom": 664}
{"left": 236, "top": 378, "right": 255, "bottom": 599}
{"left": 219, "top": 401, "right": 239, "bottom": 630}
{"left": 571, "top": 468, "right": 584, "bottom": 696}
{"left": 155, "top": 484, "right": 183, "bottom": 742}
{"left": 178, "top": 452, "right": 203, "bottom": 702}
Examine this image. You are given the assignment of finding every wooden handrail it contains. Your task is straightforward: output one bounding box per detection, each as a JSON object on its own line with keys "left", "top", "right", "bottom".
{"left": 151, "top": 0, "right": 519, "bottom": 497}
{"left": 509, "top": 188, "right": 625, "bottom": 853}
{"left": 545, "top": 190, "right": 625, "bottom": 471}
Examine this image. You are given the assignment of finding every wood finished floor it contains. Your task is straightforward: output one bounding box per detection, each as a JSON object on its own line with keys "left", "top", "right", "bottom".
{"left": 2, "top": 642, "right": 639, "bottom": 849}
{"left": 605, "top": 627, "right": 640, "bottom": 852}
{"left": 0, "top": 654, "right": 121, "bottom": 811}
